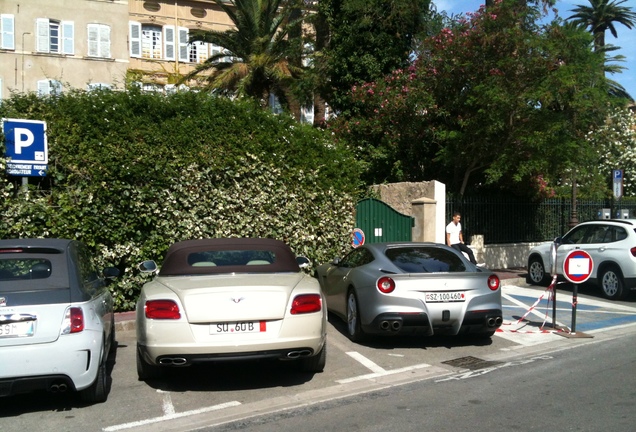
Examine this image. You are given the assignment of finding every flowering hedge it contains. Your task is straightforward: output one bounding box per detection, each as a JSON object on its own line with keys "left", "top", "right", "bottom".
{"left": 0, "top": 89, "right": 361, "bottom": 310}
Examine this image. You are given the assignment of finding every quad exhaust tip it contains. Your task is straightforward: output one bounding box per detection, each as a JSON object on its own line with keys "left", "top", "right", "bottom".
{"left": 379, "top": 320, "right": 403, "bottom": 332}
{"left": 487, "top": 317, "right": 503, "bottom": 327}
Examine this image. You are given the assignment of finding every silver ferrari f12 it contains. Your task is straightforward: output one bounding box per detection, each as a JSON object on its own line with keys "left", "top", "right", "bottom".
{"left": 315, "top": 242, "right": 502, "bottom": 341}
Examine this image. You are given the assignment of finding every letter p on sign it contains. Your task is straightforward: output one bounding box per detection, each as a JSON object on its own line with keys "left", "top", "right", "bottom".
{"left": 14, "top": 128, "right": 35, "bottom": 154}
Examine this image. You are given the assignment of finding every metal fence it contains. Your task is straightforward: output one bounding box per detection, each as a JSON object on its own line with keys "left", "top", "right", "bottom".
{"left": 446, "top": 194, "right": 636, "bottom": 245}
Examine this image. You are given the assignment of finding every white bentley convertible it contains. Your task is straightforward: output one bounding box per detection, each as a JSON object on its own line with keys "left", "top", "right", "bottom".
{"left": 135, "top": 238, "right": 327, "bottom": 380}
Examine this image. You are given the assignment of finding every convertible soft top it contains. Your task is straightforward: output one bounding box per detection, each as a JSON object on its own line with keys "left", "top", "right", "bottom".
{"left": 158, "top": 238, "right": 302, "bottom": 276}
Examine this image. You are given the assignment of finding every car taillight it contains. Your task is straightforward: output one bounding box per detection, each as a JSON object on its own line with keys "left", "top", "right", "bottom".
{"left": 290, "top": 294, "right": 322, "bottom": 314}
{"left": 61, "top": 307, "right": 84, "bottom": 334}
{"left": 631, "top": 247, "right": 636, "bottom": 257}
{"left": 488, "top": 275, "right": 500, "bottom": 291}
{"left": 145, "top": 300, "right": 181, "bottom": 319}
{"left": 377, "top": 276, "right": 396, "bottom": 294}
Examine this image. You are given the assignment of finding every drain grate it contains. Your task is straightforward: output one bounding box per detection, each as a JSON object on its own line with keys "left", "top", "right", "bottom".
{"left": 442, "top": 356, "right": 502, "bottom": 370}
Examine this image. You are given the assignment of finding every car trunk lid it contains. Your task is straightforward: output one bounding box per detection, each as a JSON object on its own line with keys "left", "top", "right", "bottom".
{"left": 157, "top": 273, "right": 305, "bottom": 322}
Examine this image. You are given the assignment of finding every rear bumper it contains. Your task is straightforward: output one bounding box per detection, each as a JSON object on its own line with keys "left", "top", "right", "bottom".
{"left": 0, "top": 330, "right": 103, "bottom": 396}
{"left": 362, "top": 309, "right": 503, "bottom": 336}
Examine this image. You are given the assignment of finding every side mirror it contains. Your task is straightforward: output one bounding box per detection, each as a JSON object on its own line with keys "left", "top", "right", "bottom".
{"left": 138, "top": 260, "right": 158, "bottom": 273}
{"left": 332, "top": 257, "right": 341, "bottom": 266}
{"left": 296, "top": 256, "right": 311, "bottom": 269}
{"left": 103, "top": 267, "right": 120, "bottom": 279}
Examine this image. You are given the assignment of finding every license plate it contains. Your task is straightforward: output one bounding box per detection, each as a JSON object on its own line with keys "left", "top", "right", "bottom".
{"left": 425, "top": 292, "right": 466, "bottom": 303}
{"left": 210, "top": 321, "right": 266, "bottom": 334}
{"left": 0, "top": 321, "right": 35, "bottom": 338}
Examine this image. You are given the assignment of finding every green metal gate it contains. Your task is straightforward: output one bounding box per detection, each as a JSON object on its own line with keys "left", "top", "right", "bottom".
{"left": 355, "top": 198, "right": 414, "bottom": 244}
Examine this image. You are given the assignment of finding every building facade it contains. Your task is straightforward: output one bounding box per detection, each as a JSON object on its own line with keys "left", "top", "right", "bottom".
{"left": 0, "top": 0, "right": 130, "bottom": 98}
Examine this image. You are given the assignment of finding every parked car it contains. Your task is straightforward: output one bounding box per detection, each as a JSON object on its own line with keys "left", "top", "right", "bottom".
{"left": 527, "top": 219, "right": 636, "bottom": 300}
{"left": 315, "top": 242, "right": 502, "bottom": 341}
{"left": 135, "top": 238, "right": 327, "bottom": 380}
{"left": 0, "top": 238, "right": 119, "bottom": 403}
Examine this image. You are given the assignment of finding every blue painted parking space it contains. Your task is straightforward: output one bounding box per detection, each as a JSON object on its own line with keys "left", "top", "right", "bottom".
{"left": 500, "top": 286, "right": 636, "bottom": 334}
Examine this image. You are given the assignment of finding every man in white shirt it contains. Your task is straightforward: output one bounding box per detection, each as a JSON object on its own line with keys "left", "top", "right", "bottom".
{"left": 446, "top": 211, "right": 478, "bottom": 265}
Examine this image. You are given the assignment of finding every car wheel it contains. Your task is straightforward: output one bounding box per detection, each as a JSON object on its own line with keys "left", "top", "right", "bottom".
{"left": 299, "top": 342, "right": 326, "bottom": 373}
{"left": 600, "top": 266, "right": 626, "bottom": 300}
{"left": 527, "top": 256, "right": 547, "bottom": 285}
{"left": 136, "top": 344, "right": 161, "bottom": 381}
{"left": 80, "top": 357, "right": 108, "bottom": 403}
{"left": 346, "top": 290, "right": 365, "bottom": 342}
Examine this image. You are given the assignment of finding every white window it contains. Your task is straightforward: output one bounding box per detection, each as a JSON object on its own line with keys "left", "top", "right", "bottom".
{"left": 142, "top": 24, "right": 162, "bottom": 59}
{"left": 129, "top": 21, "right": 141, "bottom": 57}
{"left": 189, "top": 41, "right": 208, "bottom": 63}
{"left": 1, "top": 14, "right": 15, "bottom": 50}
{"left": 36, "top": 19, "right": 73, "bottom": 54}
{"left": 87, "top": 24, "right": 111, "bottom": 58}
{"left": 87, "top": 83, "right": 111, "bottom": 91}
{"left": 37, "top": 79, "right": 63, "bottom": 96}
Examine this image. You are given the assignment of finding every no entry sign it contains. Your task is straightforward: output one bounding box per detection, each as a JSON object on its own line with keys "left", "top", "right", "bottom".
{"left": 563, "top": 249, "right": 593, "bottom": 284}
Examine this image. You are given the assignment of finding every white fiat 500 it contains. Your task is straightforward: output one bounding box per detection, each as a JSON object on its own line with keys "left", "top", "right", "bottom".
{"left": 135, "top": 238, "right": 327, "bottom": 380}
{"left": 0, "top": 238, "right": 119, "bottom": 403}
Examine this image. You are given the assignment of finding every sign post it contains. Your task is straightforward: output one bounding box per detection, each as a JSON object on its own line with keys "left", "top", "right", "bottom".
{"left": 562, "top": 249, "right": 593, "bottom": 334}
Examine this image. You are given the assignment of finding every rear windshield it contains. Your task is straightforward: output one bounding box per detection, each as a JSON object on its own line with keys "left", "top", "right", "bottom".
{"left": 0, "top": 248, "right": 69, "bottom": 292}
{"left": 0, "top": 259, "right": 52, "bottom": 281}
{"left": 188, "top": 249, "right": 277, "bottom": 268}
{"left": 385, "top": 247, "right": 467, "bottom": 273}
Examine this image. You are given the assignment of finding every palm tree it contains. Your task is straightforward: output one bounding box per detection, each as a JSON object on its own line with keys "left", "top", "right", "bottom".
{"left": 182, "top": 0, "right": 304, "bottom": 110}
{"left": 568, "top": 0, "right": 636, "bottom": 51}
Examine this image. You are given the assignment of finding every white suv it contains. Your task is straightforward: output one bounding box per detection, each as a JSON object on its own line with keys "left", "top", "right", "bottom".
{"left": 527, "top": 219, "right": 636, "bottom": 300}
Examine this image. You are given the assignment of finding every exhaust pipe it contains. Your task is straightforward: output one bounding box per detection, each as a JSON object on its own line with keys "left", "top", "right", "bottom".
{"left": 380, "top": 320, "right": 391, "bottom": 330}
{"left": 159, "top": 358, "right": 188, "bottom": 365}
{"left": 49, "top": 382, "right": 68, "bottom": 393}
{"left": 391, "top": 320, "right": 402, "bottom": 331}
{"left": 486, "top": 317, "right": 503, "bottom": 327}
{"left": 287, "top": 350, "right": 312, "bottom": 359}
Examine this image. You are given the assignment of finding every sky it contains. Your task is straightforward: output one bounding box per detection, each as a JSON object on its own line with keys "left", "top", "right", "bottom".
{"left": 435, "top": 0, "right": 636, "bottom": 101}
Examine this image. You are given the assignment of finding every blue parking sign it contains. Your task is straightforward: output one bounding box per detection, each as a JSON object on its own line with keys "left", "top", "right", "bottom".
{"left": 2, "top": 118, "right": 48, "bottom": 177}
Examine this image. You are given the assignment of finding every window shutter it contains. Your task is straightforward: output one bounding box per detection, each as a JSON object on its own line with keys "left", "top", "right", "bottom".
{"left": 87, "top": 24, "right": 98, "bottom": 56}
{"left": 37, "top": 79, "right": 50, "bottom": 96}
{"left": 100, "top": 25, "right": 111, "bottom": 58}
{"left": 36, "top": 18, "right": 50, "bottom": 53}
{"left": 178, "top": 27, "right": 188, "bottom": 62}
{"left": 129, "top": 21, "right": 141, "bottom": 58}
{"left": 1, "top": 14, "right": 15, "bottom": 50}
{"left": 61, "top": 21, "right": 74, "bottom": 55}
{"left": 163, "top": 25, "right": 175, "bottom": 60}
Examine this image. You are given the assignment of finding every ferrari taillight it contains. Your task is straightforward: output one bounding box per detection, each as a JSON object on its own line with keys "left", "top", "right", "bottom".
{"left": 61, "top": 307, "right": 84, "bottom": 334}
{"left": 377, "top": 276, "right": 396, "bottom": 294}
{"left": 488, "top": 275, "right": 500, "bottom": 291}
{"left": 145, "top": 300, "right": 181, "bottom": 319}
{"left": 630, "top": 247, "right": 636, "bottom": 257}
{"left": 290, "top": 294, "right": 322, "bottom": 314}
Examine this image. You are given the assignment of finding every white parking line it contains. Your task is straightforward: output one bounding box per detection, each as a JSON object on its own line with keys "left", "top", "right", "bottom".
{"left": 346, "top": 351, "right": 386, "bottom": 374}
{"left": 336, "top": 363, "right": 432, "bottom": 384}
{"left": 102, "top": 401, "right": 242, "bottom": 431}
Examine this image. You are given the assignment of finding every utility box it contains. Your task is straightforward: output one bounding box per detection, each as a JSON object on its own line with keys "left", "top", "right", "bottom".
{"left": 599, "top": 208, "right": 611, "bottom": 219}
{"left": 617, "top": 209, "right": 630, "bottom": 219}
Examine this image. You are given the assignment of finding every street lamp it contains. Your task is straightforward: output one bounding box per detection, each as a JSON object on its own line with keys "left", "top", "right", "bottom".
{"left": 22, "top": 32, "right": 32, "bottom": 93}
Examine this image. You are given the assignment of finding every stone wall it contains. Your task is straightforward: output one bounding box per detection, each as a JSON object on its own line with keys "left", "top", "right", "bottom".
{"left": 371, "top": 182, "right": 439, "bottom": 216}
